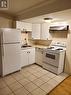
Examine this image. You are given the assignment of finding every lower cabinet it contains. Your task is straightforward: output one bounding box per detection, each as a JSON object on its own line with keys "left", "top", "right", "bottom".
{"left": 21, "top": 48, "right": 35, "bottom": 67}
{"left": 35, "top": 48, "right": 43, "bottom": 66}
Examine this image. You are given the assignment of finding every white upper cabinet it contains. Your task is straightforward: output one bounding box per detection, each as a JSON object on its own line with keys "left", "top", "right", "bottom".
{"left": 16, "top": 21, "right": 32, "bottom": 31}
{"left": 32, "top": 23, "right": 50, "bottom": 40}
{"left": 24, "top": 22, "right": 32, "bottom": 31}
{"left": 32, "top": 24, "right": 41, "bottom": 39}
{"left": 16, "top": 21, "right": 24, "bottom": 31}
{"left": 41, "top": 23, "right": 50, "bottom": 40}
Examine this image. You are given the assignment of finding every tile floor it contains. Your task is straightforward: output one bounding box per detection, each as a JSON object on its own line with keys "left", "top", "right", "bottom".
{"left": 0, "top": 64, "right": 68, "bottom": 95}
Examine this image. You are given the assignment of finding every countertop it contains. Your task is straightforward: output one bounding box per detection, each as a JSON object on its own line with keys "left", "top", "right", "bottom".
{"left": 21, "top": 44, "right": 49, "bottom": 50}
{"left": 32, "top": 45, "right": 48, "bottom": 49}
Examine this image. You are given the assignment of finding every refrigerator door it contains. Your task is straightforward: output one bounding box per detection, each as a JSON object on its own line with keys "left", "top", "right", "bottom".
{"left": 2, "top": 43, "right": 21, "bottom": 76}
{"left": 1, "top": 28, "right": 21, "bottom": 43}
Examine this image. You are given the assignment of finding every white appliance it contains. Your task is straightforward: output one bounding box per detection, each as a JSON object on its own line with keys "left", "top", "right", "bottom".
{"left": 0, "top": 28, "right": 21, "bottom": 76}
{"left": 42, "top": 43, "right": 66, "bottom": 74}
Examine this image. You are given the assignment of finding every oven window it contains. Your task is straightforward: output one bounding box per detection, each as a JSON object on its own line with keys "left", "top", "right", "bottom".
{"left": 46, "top": 53, "right": 55, "bottom": 59}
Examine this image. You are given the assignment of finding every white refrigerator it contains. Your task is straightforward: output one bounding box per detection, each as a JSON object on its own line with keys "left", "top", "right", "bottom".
{"left": 0, "top": 28, "right": 21, "bottom": 76}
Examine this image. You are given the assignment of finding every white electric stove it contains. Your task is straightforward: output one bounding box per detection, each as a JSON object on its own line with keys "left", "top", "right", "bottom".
{"left": 42, "top": 43, "right": 66, "bottom": 74}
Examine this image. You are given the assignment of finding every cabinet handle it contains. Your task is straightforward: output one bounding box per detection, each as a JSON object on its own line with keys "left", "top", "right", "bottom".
{"left": 27, "top": 52, "right": 30, "bottom": 53}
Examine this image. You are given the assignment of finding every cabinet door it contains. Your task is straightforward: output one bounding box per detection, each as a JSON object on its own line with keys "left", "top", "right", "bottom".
{"left": 24, "top": 23, "right": 32, "bottom": 31}
{"left": 41, "top": 23, "right": 50, "bottom": 40}
{"left": 16, "top": 21, "right": 32, "bottom": 31}
{"left": 21, "top": 50, "right": 28, "bottom": 67}
{"left": 28, "top": 48, "right": 35, "bottom": 64}
{"left": 32, "top": 24, "right": 41, "bottom": 39}
{"left": 35, "top": 48, "right": 43, "bottom": 66}
{"left": 16, "top": 21, "right": 24, "bottom": 31}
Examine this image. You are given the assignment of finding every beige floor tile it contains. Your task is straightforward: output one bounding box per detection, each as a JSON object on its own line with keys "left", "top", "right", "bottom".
{"left": 47, "top": 79, "right": 59, "bottom": 88}
{"left": 27, "top": 69, "right": 38, "bottom": 74}
{"left": 21, "top": 68, "right": 29, "bottom": 73}
{"left": 58, "top": 73, "right": 69, "bottom": 79}
{"left": 39, "top": 75, "right": 51, "bottom": 82}
{"left": 12, "top": 73, "right": 25, "bottom": 81}
{"left": 31, "top": 88, "right": 47, "bottom": 95}
{"left": 14, "top": 87, "right": 29, "bottom": 95}
{"left": 32, "top": 78, "right": 45, "bottom": 86}
{"left": 21, "top": 66, "right": 33, "bottom": 73}
{"left": 12, "top": 71, "right": 21, "bottom": 76}
{"left": 8, "top": 81, "right": 23, "bottom": 91}
{"left": 38, "top": 72, "right": 46, "bottom": 77}
{"left": 44, "top": 72, "right": 56, "bottom": 78}
{"left": 0, "top": 87, "right": 12, "bottom": 95}
{"left": 35, "top": 67, "right": 45, "bottom": 71}
{"left": 33, "top": 67, "right": 43, "bottom": 72}
{"left": 29, "top": 64, "right": 39, "bottom": 69}
{"left": 40, "top": 82, "right": 53, "bottom": 93}
{"left": 22, "top": 71, "right": 32, "bottom": 78}
{"left": 8, "top": 93, "right": 15, "bottom": 95}
{"left": 38, "top": 69, "right": 50, "bottom": 75}
{"left": 32, "top": 72, "right": 44, "bottom": 78}
{"left": 53, "top": 76, "right": 65, "bottom": 83}
{"left": 24, "top": 82, "right": 38, "bottom": 92}
{"left": 3, "top": 75, "right": 13, "bottom": 80}
{"left": 27, "top": 74, "right": 37, "bottom": 81}
{"left": 21, "top": 68, "right": 31, "bottom": 73}
{"left": 3, "top": 75, "right": 16, "bottom": 85}
{"left": 18, "top": 78, "right": 30, "bottom": 86}
{"left": 27, "top": 93, "right": 32, "bottom": 95}
{"left": 0, "top": 79, "right": 7, "bottom": 89}
{"left": 0, "top": 64, "right": 67, "bottom": 95}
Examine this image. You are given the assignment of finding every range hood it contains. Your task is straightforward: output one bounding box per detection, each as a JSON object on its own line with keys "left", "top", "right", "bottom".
{"left": 49, "top": 25, "right": 69, "bottom": 31}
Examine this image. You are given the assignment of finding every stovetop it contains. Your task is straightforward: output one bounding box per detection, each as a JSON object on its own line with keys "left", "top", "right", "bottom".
{"left": 47, "top": 46, "right": 64, "bottom": 51}
{"left": 46, "top": 43, "right": 66, "bottom": 53}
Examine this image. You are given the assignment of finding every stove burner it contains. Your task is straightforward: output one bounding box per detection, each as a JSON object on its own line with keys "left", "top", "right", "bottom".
{"left": 56, "top": 48, "right": 63, "bottom": 50}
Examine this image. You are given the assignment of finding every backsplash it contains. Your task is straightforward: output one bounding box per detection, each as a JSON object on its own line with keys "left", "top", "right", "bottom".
{"left": 21, "top": 30, "right": 68, "bottom": 46}
{"left": 33, "top": 40, "right": 52, "bottom": 46}
{"left": 50, "top": 31, "right": 68, "bottom": 44}
{"left": 21, "top": 32, "right": 28, "bottom": 45}
{"left": 21, "top": 32, "right": 36, "bottom": 45}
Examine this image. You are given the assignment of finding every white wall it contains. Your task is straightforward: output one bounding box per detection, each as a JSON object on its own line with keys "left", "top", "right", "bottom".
{"left": 64, "top": 31, "right": 71, "bottom": 74}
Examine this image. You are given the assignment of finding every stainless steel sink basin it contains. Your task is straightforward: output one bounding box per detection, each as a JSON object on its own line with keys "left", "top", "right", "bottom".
{"left": 21, "top": 45, "right": 32, "bottom": 48}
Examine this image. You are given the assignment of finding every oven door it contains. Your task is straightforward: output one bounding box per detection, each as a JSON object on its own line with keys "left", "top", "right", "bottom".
{"left": 43, "top": 50, "right": 60, "bottom": 67}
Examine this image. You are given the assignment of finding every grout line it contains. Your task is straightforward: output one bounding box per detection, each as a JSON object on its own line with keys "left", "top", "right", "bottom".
{"left": 2, "top": 80, "right": 16, "bottom": 95}
{"left": 0, "top": 64, "right": 69, "bottom": 95}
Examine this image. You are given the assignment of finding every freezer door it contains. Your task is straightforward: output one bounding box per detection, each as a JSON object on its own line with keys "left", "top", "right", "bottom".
{"left": 2, "top": 43, "right": 21, "bottom": 76}
{"left": 2, "top": 29, "right": 21, "bottom": 43}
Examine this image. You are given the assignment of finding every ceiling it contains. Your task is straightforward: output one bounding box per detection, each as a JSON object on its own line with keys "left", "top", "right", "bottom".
{"left": 22, "top": 9, "right": 71, "bottom": 23}
{"left": 0, "top": 0, "right": 71, "bottom": 20}
{"left": 0, "top": 0, "right": 48, "bottom": 18}
{"left": 6, "top": 0, "right": 46, "bottom": 14}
